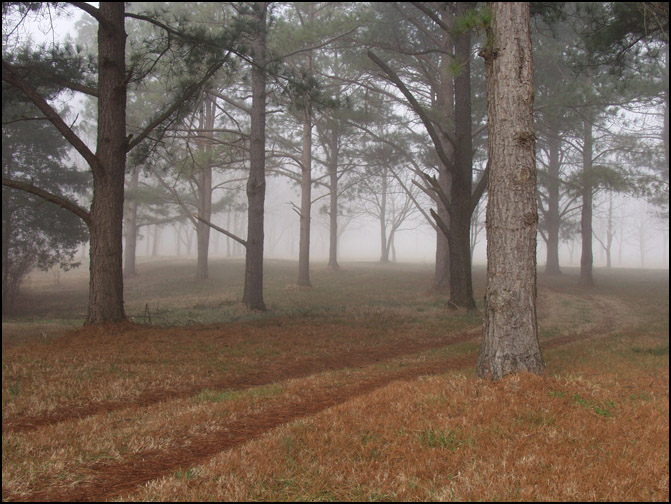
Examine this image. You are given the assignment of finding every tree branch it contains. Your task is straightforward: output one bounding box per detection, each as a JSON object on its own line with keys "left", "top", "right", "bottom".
{"left": 127, "top": 56, "right": 231, "bottom": 152}
{"left": 430, "top": 207, "right": 450, "bottom": 238}
{"left": 470, "top": 159, "right": 490, "bottom": 212}
{"left": 193, "top": 214, "right": 247, "bottom": 247}
{"left": 2, "top": 60, "right": 99, "bottom": 170}
{"left": 2, "top": 177, "right": 91, "bottom": 226}
{"left": 367, "top": 50, "right": 456, "bottom": 165}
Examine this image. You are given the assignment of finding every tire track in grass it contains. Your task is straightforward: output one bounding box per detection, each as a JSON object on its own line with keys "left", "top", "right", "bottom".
{"left": 2, "top": 328, "right": 481, "bottom": 435}
{"left": 7, "top": 353, "right": 475, "bottom": 503}
{"left": 4, "top": 322, "right": 614, "bottom": 503}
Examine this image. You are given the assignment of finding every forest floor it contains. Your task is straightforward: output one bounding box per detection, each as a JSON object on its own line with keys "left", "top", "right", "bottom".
{"left": 2, "top": 258, "right": 669, "bottom": 501}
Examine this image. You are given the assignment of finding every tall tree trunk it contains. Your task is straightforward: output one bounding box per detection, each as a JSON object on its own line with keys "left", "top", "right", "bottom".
{"left": 87, "top": 2, "right": 127, "bottom": 324}
{"left": 477, "top": 2, "right": 544, "bottom": 380}
{"left": 123, "top": 167, "right": 139, "bottom": 276}
{"left": 545, "top": 113, "right": 562, "bottom": 274}
{"left": 151, "top": 225, "right": 160, "bottom": 257}
{"left": 297, "top": 100, "right": 313, "bottom": 286}
{"left": 580, "top": 113, "right": 595, "bottom": 286}
{"left": 664, "top": 44, "right": 669, "bottom": 171}
{"left": 196, "top": 165, "right": 212, "bottom": 278}
{"left": 379, "top": 166, "right": 389, "bottom": 263}
{"left": 433, "top": 12, "right": 454, "bottom": 291}
{"left": 196, "top": 95, "right": 215, "bottom": 280}
{"left": 328, "top": 140, "right": 339, "bottom": 269}
{"left": 448, "top": 3, "right": 477, "bottom": 310}
{"left": 242, "top": 2, "right": 267, "bottom": 310}
{"left": 606, "top": 193, "right": 613, "bottom": 268}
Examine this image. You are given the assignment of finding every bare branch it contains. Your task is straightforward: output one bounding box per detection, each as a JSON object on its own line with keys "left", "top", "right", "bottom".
{"left": 2, "top": 60, "right": 99, "bottom": 170}
{"left": 193, "top": 214, "right": 247, "bottom": 247}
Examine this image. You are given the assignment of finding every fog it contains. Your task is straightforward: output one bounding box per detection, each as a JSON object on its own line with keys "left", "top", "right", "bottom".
{"left": 6, "top": 2, "right": 670, "bottom": 309}
{"left": 98, "top": 172, "right": 668, "bottom": 270}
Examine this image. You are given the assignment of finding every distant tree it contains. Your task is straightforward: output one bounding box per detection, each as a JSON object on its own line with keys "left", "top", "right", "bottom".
{"left": 477, "top": 2, "right": 545, "bottom": 380}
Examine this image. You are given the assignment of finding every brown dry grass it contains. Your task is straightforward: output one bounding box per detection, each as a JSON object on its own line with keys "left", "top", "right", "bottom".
{"left": 2, "top": 262, "right": 668, "bottom": 502}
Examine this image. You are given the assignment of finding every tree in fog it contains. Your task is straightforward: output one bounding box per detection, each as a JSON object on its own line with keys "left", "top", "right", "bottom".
{"left": 2, "top": 3, "right": 241, "bottom": 323}
{"left": 313, "top": 48, "right": 365, "bottom": 270}
{"left": 357, "top": 141, "right": 421, "bottom": 263}
{"left": 3, "top": 3, "right": 129, "bottom": 323}
{"left": 2, "top": 99, "right": 89, "bottom": 313}
{"left": 242, "top": 1, "right": 269, "bottom": 310}
{"left": 477, "top": 2, "right": 544, "bottom": 380}
{"left": 271, "top": 2, "right": 357, "bottom": 286}
{"left": 365, "top": 2, "right": 488, "bottom": 309}
{"left": 566, "top": 3, "right": 667, "bottom": 285}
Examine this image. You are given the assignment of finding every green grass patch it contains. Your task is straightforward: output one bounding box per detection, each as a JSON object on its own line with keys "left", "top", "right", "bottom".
{"left": 193, "top": 384, "right": 282, "bottom": 404}
{"left": 416, "top": 427, "right": 473, "bottom": 451}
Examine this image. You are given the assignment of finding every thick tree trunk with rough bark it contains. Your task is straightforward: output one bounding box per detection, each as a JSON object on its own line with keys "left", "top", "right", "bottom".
{"left": 87, "top": 2, "right": 127, "bottom": 324}
{"left": 242, "top": 2, "right": 267, "bottom": 310}
{"left": 477, "top": 2, "right": 544, "bottom": 380}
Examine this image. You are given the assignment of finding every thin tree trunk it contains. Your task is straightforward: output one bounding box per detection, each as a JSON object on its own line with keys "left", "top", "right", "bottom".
{"left": 242, "top": 2, "right": 267, "bottom": 310}
{"left": 580, "top": 113, "right": 595, "bottom": 286}
{"left": 297, "top": 101, "right": 313, "bottom": 285}
{"left": 545, "top": 113, "right": 562, "bottom": 275}
{"left": 328, "top": 129, "right": 340, "bottom": 269}
{"left": 379, "top": 166, "right": 389, "bottom": 263}
{"left": 433, "top": 15, "right": 454, "bottom": 291}
{"left": 196, "top": 95, "right": 214, "bottom": 280}
{"left": 477, "top": 2, "right": 544, "bottom": 380}
{"left": 124, "top": 167, "right": 139, "bottom": 276}
{"left": 606, "top": 193, "right": 613, "bottom": 268}
{"left": 151, "top": 225, "right": 160, "bottom": 257}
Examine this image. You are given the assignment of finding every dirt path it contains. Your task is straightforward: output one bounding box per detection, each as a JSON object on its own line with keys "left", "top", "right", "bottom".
{"left": 2, "top": 320, "right": 614, "bottom": 503}
{"left": 2, "top": 293, "right": 622, "bottom": 502}
{"left": 9, "top": 354, "right": 474, "bottom": 503}
{"left": 2, "top": 327, "right": 482, "bottom": 435}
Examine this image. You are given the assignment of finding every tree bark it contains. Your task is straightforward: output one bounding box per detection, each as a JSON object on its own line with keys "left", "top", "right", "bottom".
{"left": 87, "top": 2, "right": 127, "bottom": 324}
{"left": 448, "top": 5, "right": 477, "bottom": 310}
{"left": 477, "top": 2, "right": 544, "bottom": 380}
{"left": 379, "top": 165, "right": 389, "bottom": 263}
{"left": 242, "top": 2, "right": 268, "bottom": 311}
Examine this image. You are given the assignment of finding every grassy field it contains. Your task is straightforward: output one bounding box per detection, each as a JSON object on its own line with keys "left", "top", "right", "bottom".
{"left": 2, "top": 257, "right": 669, "bottom": 501}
